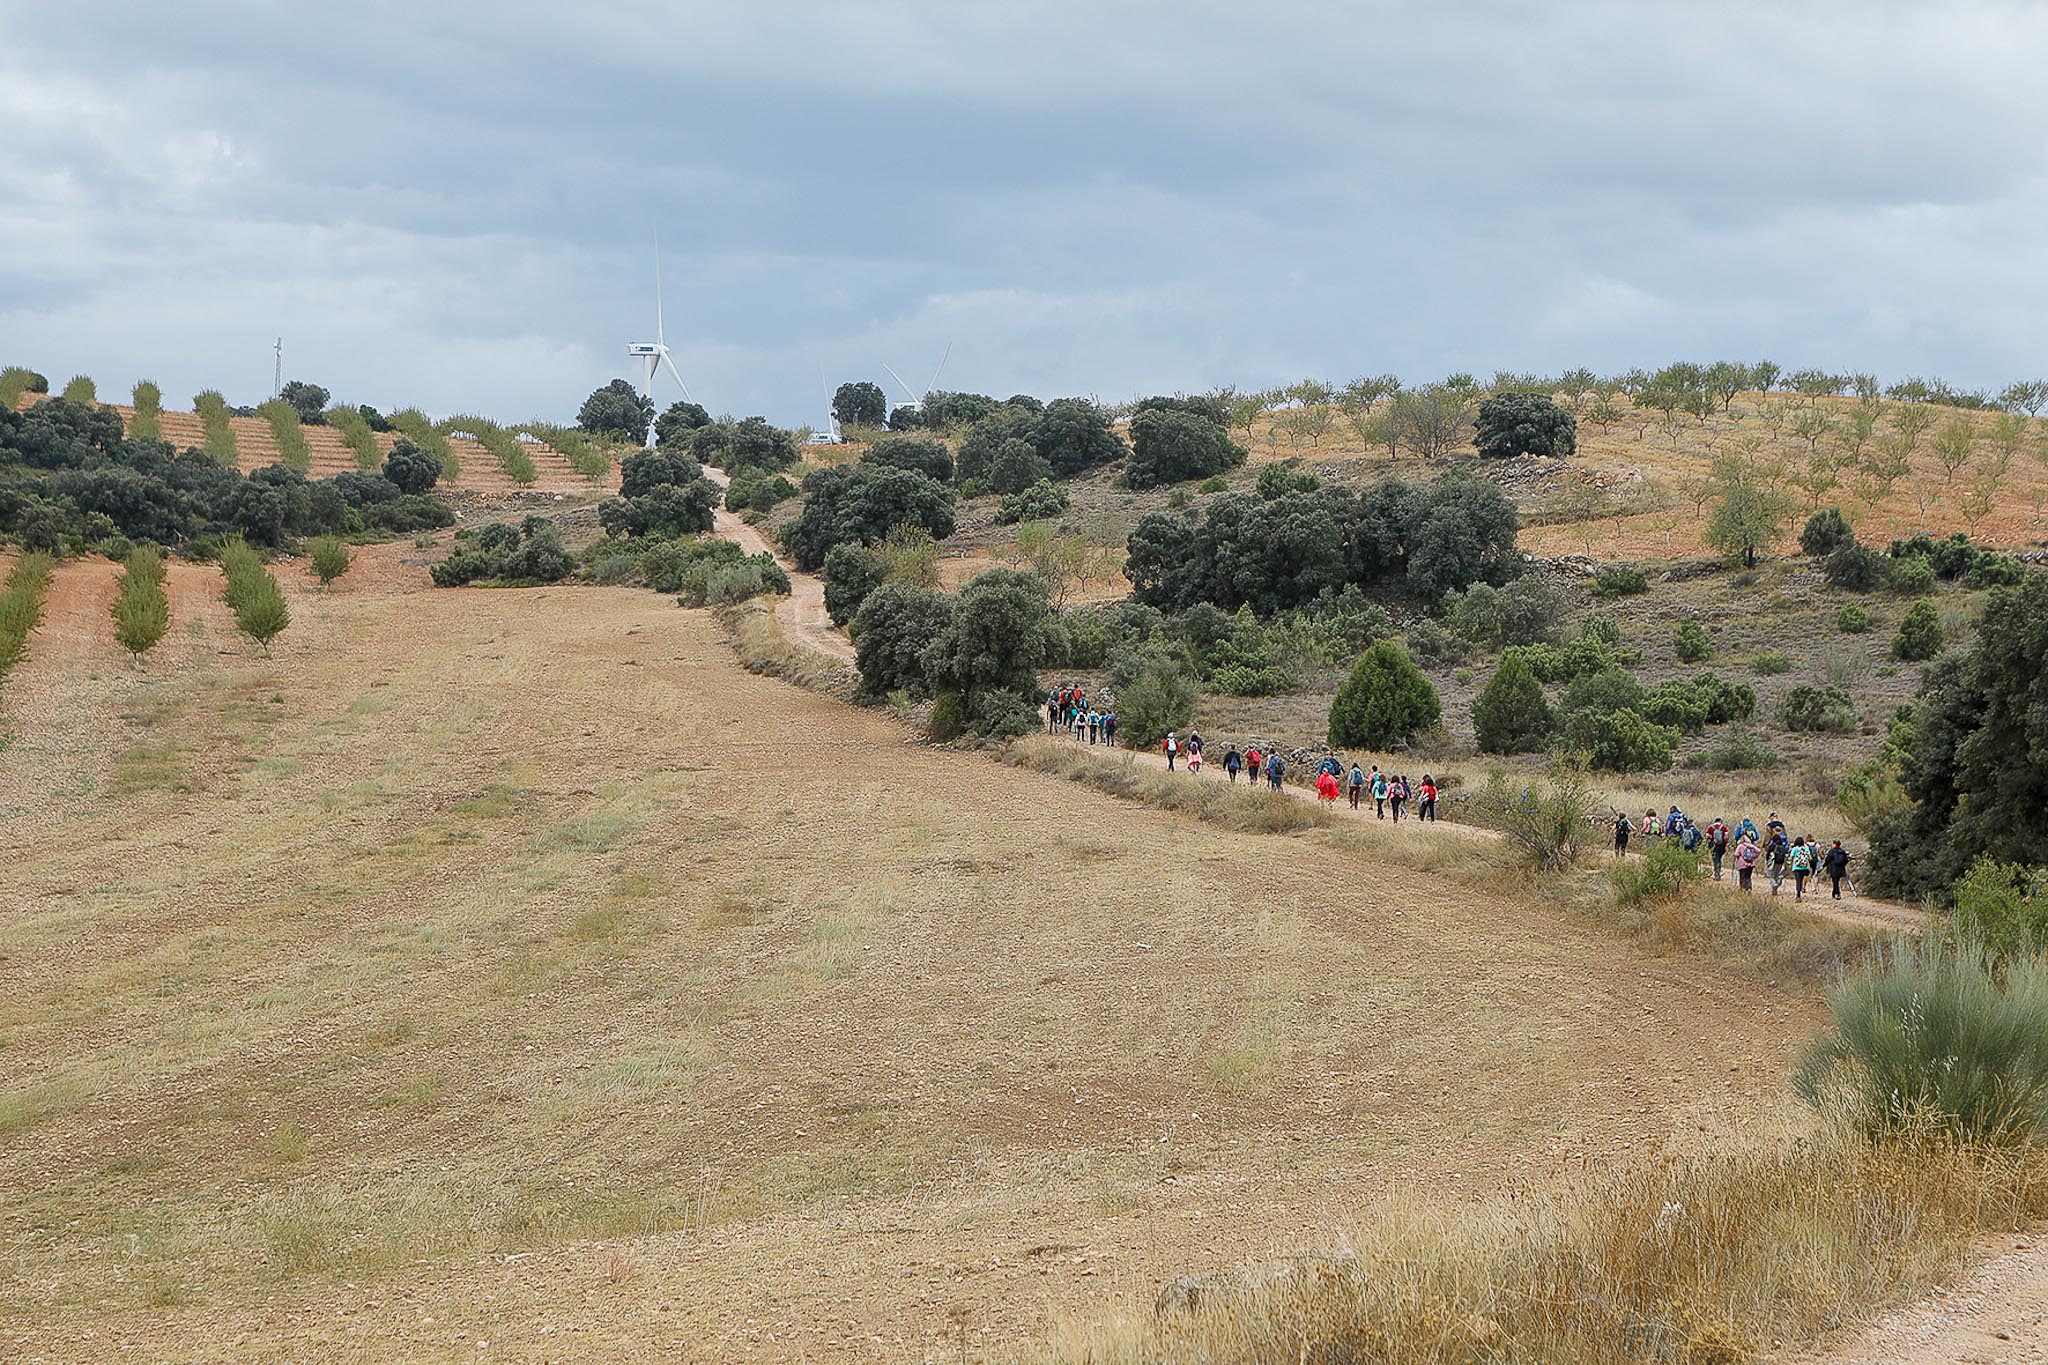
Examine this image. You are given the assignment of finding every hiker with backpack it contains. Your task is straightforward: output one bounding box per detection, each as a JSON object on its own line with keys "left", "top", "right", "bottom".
{"left": 1265, "top": 752, "right": 1285, "bottom": 791}
{"left": 1764, "top": 830, "right": 1791, "bottom": 896}
{"left": 1315, "top": 768, "right": 1340, "bottom": 803}
{"left": 1734, "top": 832, "right": 1760, "bottom": 890}
{"left": 1679, "top": 820, "right": 1702, "bottom": 854}
{"left": 1223, "top": 746, "right": 1243, "bottom": 783}
{"left": 1705, "top": 818, "right": 1729, "bottom": 880}
{"left": 1613, "top": 811, "right": 1631, "bottom": 858}
{"left": 1389, "top": 775, "right": 1408, "bottom": 822}
{"left": 1418, "top": 774, "right": 1437, "bottom": 822}
{"left": 1823, "top": 841, "right": 1851, "bottom": 899}
{"left": 1347, "top": 762, "right": 1366, "bottom": 810}
{"left": 1163, "top": 732, "right": 1180, "bottom": 770}
{"left": 1790, "top": 836, "right": 1814, "bottom": 901}
{"left": 1371, "top": 769, "right": 1390, "bottom": 819}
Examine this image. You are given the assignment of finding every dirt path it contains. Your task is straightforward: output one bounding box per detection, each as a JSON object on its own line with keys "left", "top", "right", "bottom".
{"left": 1046, "top": 725, "right": 1923, "bottom": 933}
{"left": 700, "top": 463, "right": 855, "bottom": 662}
{"left": 1806, "top": 1233, "right": 2048, "bottom": 1364}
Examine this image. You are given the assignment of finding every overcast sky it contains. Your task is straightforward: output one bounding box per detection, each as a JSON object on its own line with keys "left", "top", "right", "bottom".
{"left": 3, "top": 1, "right": 2044, "bottom": 428}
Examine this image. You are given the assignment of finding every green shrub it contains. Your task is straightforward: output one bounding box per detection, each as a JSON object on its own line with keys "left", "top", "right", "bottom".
{"left": 1966, "top": 554, "right": 2026, "bottom": 590}
{"left": 1404, "top": 617, "right": 1465, "bottom": 665}
{"left": 1795, "top": 936, "right": 2048, "bottom": 1143}
{"left": 1887, "top": 554, "right": 1937, "bottom": 596}
{"left": 1683, "top": 729, "right": 1780, "bottom": 771}
{"left": 111, "top": 546, "right": 171, "bottom": 661}
{"left": 431, "top": 519, "right": 575, "bottom": 588}
{"left": 194, "top": 389, "right": 238, "bottom": 464}
{"left": 61, "top": 374, "right": 96, "bottom": 404}
{"left": 1199, "top": 475, "right": 1228, "bottom": 494}
{"left": 1824, "top": 541, "right": 1887, "bottom": 592}
{"left": 1945, "top": 859, "right": 2048, "bottom": 965}
{"left": 1328, "top": 642, "right": 1440, "bottom": 749}
{"left": 1837, "top": 604, "right": 1871, "bottom": 634}
{"left": 0, "top": 552, "right": 55, "bottom": 682}
{"left": 1118, "top": 657, "right": 1197, "bottom": 747}
{"left": 994, "top": 479, "right": 1069, "bottom": 525}
{"left": 1255, "top": 462, "right": 1319, "bottom": 499}
{"left": 1751, "top": 651, "right": 1794, "bottom": 675}
{"left": 1612, "top": 839, "right": 1705, "bottom": 907}
{"left": 1836, "top": 759, "right": 1907, "bottom": 830}
{"left": 927, "top": 690, "right": 968, "bottom": 742}
{"left": 1558, "top": 706, "right": 1679, "bottom": 772}
{"left": 1781, "top": 683, "right": 1856, "bottom": 733}
{"left": 1471, "top": 755, "right": 1599, "bottom": 871}
{"left": 1209, "top": 662, "right": 1297, "bottom": 696}
{"left": 219, "top": 541, "right": 290, "bottom": 651}
{"left": 1638, "top": 680, "right": 1711, "bottom": 734}
{"left": 129, "top": 381, "right": 162, "bottom": 441}
{"left": 1799, "top": 507, "right": 1855, "bottom": 557}
{"left": 309, "top": 535, "right": 351, "bottom": 587}
{"left": 1472, "top": 652, "right": 1553, "bottom": 753}
{"left": 1673, "top": 618, "right": 1713, "bottom": 663}
{"left": 257, "top": 399, "right": 312, "bottom": 474}
{"left": 1893, "top": 599, "right": 1944, "bottom": 661}
{"left": 1591, "top": 564, "right": 1649, "bottom": 598}
{"left": 1689, "top": 671, "right": 1756, "bottom": 723}
{"left": 326, "top": 405, "right": 383, "bottom": 470}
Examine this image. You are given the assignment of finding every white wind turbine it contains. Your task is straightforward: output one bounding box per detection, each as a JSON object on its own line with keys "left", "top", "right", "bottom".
{"left": 807, "top": 372, "right": 841, "bottom": 446}
{"left": 626, "top": 237, "right": 693, "bottom": 448}
{"left": 881, "top": 343, "right": 951, "bottom": 420}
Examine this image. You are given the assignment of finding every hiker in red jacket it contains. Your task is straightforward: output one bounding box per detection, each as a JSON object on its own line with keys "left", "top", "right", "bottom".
{"left": 1316, "top": 770, "right": 1340, "bottom": 802}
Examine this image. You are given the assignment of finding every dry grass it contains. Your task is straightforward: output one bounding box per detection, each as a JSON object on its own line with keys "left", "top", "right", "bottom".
{"left": 1004, "top": 736, "right": 1333, "bottom": 836}
{"left": 1048, "top": 1128, "right": 2048, "bottom": 1364}
{"left": 719, "top": 596, "right": 855, "bottom": 695}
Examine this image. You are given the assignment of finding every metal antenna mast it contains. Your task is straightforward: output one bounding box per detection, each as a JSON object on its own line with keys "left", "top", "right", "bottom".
{"left": 273, "top": 338, "right": 283, "bottom": 400}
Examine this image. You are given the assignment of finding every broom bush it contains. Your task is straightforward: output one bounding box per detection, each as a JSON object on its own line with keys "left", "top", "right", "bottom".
{"left": 61, "top": 375, "right": 96, "bottom": 405}
{"left": 388, "top": 409, "right": 459, "bottom": 481}
{"left": 194, "top": 390, "right": 239, "bottom": 464}
{"left": 218, "top": 538, "right": 289, "bottom": 651}
{"left": 442, "top": 413, "right": 536, "bottom": 484}
{"left": 0, "top": 552, "right": 55, "bottom": 683}
{"left": 308, "top": 534, "right": 351, "bottom": 587}
{"left": 128, "top": 381, "right": 163, "bottom": 441}
{"left": 257, "top": 399, "right": 312, "bottom": 474}
{"left": 325, "top": 405, "right": 382, "bottom": 470}
{"left": 111, "top": 545, "right": 170, "bottom": 663}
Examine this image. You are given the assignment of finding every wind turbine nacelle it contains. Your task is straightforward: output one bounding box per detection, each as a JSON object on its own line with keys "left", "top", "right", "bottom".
{"left": 804, "top": 432, "right": 839, "bottom": 446}
{"left": 626, "top": 344, "right": 663, "bottom": 357}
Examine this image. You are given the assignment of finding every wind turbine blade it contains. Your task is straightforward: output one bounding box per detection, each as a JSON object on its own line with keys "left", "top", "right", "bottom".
{"left": 654, "top": 232, "right": 665, "bottom": 345}
{"left": 882, "top": 362, "right": 918, "bottom": 404}
{"left": 661, "top": 351, "right": 694, "bottom": 403}
{"left": 925, "top": 342, "right": 951, "bottom": 398}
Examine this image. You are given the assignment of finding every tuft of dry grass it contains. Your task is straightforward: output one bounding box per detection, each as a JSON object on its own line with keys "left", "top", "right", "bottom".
{"left": 1048, "top": 1128, "right": 2048, "bottom": 1364}
{"left": 719, "top": 598, "right": 855, "bottom": 695}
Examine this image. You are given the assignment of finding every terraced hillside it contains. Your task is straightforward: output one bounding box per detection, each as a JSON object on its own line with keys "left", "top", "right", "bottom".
{"left": 11, "top": 392, "right": 616, "bottom": 496}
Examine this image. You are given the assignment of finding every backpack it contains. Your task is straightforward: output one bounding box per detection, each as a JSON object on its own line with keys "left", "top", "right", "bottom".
{"left": 1680, "top": 825, "right": 1701, "bottom": 851}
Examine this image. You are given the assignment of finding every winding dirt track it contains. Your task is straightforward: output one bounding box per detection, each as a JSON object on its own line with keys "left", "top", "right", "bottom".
{"left": 700, "top": 463, "right": 854, "bottom": 662}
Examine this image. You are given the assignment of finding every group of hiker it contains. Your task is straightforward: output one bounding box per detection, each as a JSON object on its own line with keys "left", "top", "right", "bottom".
{"left": 1307, "top": 758, "right": 1438, "bottom": 821}
{"left": 1046, "top": 685, "right": 1118, "bottom": 747}
{"left": 1612, "top": 807, "right": 1853, "bottom": 901}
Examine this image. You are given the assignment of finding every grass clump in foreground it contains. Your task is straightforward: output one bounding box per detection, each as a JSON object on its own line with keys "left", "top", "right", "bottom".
{"left": 1002, "top": 736, "right": 1331, "bottom": 837}
{"left": 325, "top": 405, "right": 383, "bottom": 470}
{"left": 129, "top": 380, "right": 163, "bottom": 440}
{"left": 111, "top": 544, "right": 170, "bottom": 663}
{"left": 720, "top": 598, "right": 855, "bottom": 696}
{"left": 257, "top": 399, "right": 312, "bottom": 474}
{"left": 0, "top": 551, "right": 56, "bottom": 682}
{"left": 194, "top": 389, "right": 238, "bottom": 464}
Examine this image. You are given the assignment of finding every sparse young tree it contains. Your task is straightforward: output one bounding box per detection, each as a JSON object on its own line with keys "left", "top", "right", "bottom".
{"left": 1855, "top": 435, "right": 1915, "bottom": 505}
{"left": 1931, "top": 417, "right": 1978, "bottom": 483}
{"left": 1748, "top": 360, "right": 1782, "bottom": 396}
{"left": 1790, "top": 406, "right": 1835, "bottom": 453}
{"left": 1996, "top": 380, "right": 2047, "bottom": 417}
{"left": 110, "top": 546, "right": 169, "bottom": 663}
{"left": 309, "top": 534, "right": 351, "bottom": 587}
{"left": 1890, "top": 401, "right": 1937, "bottom": 452}
{"left": 1704, "top": 455, "right": 1793, "bottom": 567}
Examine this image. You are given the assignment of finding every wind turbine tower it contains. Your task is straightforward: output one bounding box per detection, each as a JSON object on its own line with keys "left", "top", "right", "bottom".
{"left": 626, "top": 238, "right": 694, "bottom": 448}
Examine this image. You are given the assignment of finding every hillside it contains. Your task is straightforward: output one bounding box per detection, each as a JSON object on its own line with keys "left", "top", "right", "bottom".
{"left": 9, "top": 390, "right": 616, "bottom": 496}
{"left": 0, "top": 544, "right": 1818, "bottom": 1359}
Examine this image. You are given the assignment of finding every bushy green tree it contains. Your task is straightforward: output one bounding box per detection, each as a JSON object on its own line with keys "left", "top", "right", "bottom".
{"left": 851, "top": 582, "right": 955, "bottom": 698}
{"left": 1474, "top": 391, "right": 1576, "bottom": 459}
{"left": 1328, "top": 642, "right": 1440, "bottom": 748}
{"left": 110, "top": 546, "right": 169, "bottom": 662}
{"left": 577, "top": 379, "right": 653, "bottom": 442}
{"left": 1800, "top": 507, "right": 1855, "bottom": 556}
{"left": 1781, "top": 683, "right": 1857, "bottom": 732}
{"left": 309, "top": 534, "right": 351, "bottom": 587}
{"left": 1126, "top": 407, "right": 1247, "bottom": 488}
{"left": 1893, "top": 599, "right": 1944, "bottom": 661}
{"left": 988, "top": 438, "right": 1051, "bottom": 494}
{"left": 822, "top": 542, "right": 884, "bottom": 626}
{"left": 919, "top": 568, "right": 1054, "bottom": 716}
{"left": 1032, "top": 397, "right": 1125, "bottom": 477}
{"left": 1825, "top": 541, "right": 1887, "bottom": 591}
{"left": 832, "top": 381, "right": 888, "bottom": 431}
{"left": 862, "top": 434, "right": 953, "bottom": 483}
{"left": 655, "top": 400, "right": 713, "bottom": 448}
{"left": 1558, "top": 707, "right": 1678, "bottom": 772}
{"left": 1117, "top": 656, "right": 1196, "bottom": 747}
{"left": 781, "top": 464, "right": 956, "bottom": 571}
{"left": 1705, "top": 456, "right": 1792, "bottom": 567}
{"left": 994, "top": 479, "right": 1069, "bottom": 525}
{"left": 279, "top": 380, "right": 330, "bottom": 425}
{"left": 1471, "top": 653, "right": 1553, "bottom": 753}
{"left": 383, "top": 439, "right": 441, "bottom": 494}
{"left": 1673, "top": 619, "right": 1713, "bottom": 663}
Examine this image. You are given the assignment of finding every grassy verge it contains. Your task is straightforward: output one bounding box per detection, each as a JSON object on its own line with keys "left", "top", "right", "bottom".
{"left": 0, "top": 552, "right": 56, "bottom": 684}
{"left": 516, "top": 420, "right": 615, "bottom": 480}
{"left": 718, "top": 599, "right": 855, "bottom": 696}
{"left": 0, "top": 366, "right": 43, "bottom": 410}
{"left": 1003, "top": 736, "right": 1334, "bottom": 836}
{"left": 61, "top": 374, "right": 96, "bottom": 404}
{"left": 129, "top": 380, "right": 163, "bottom": 440}
{"left": 1051, "top": 1129, "right": 2048, "bottom": 1364}
{"left": 325, "top": 405, "right": 382, "bottom": 470}
{"left": 388, "top": 408, "right": 459, "bottom": 481}
{"left": 194, "top": 390, "right": 238, "bottom": 464}
{"left": 442, "top": 413, "right": 536, "bottom": 484}
{"left": 257, "top": 399, "right": 312, "bottom": 474}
